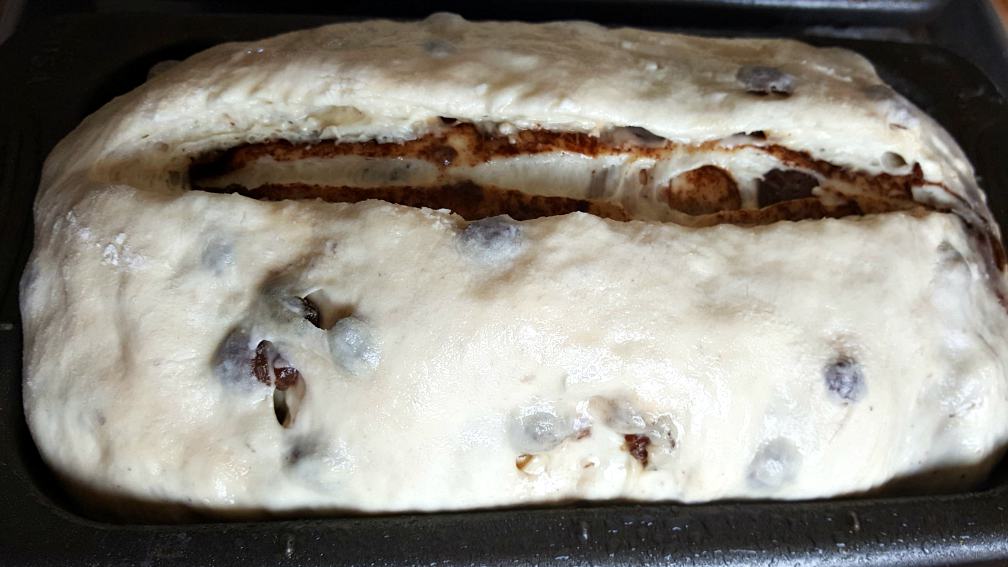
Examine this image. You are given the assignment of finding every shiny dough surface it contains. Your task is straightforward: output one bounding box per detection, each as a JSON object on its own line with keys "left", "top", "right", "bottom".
{"left": 19, "top": 14, "right": 1008, "bottom": 515}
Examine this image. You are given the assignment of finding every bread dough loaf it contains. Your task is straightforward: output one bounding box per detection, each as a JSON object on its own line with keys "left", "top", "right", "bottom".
{"left": 20, "top": 14, "right": 1008, "bottom": 516}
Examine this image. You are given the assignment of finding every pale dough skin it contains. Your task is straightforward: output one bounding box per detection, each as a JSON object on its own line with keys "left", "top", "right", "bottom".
{"left": 20, "top": 14, "right": 1008, "bottom": 515}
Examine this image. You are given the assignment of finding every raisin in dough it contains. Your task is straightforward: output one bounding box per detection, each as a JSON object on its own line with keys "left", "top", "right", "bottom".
{"left": 20, "top": 14, "right": 1008, "bottom": 516}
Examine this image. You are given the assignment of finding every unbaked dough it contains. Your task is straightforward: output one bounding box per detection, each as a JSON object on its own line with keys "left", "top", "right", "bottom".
{"left": 20, "top": 14, "right": 1008, "bottom": 517}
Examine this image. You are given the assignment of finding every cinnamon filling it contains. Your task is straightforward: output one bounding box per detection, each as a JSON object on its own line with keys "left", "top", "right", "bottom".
{"left": 187, "top": 122, "right": 1003, "bottom": 273}
{"left": 189, "top": 122, "right": 938, "bottom": 226}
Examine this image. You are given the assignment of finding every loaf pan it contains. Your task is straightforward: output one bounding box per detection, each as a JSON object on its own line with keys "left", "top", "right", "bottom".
{"left": 1, "top": 12, "right": 1006, "bottom": 566}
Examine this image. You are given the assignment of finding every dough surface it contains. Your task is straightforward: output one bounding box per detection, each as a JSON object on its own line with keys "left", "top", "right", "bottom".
{"left": 20, "top": 14, "right": 1008, "bottom": 516}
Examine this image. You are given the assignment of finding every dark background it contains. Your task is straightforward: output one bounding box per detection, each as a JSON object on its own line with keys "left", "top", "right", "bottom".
{"left": 2, "top": 1, "right": 1008, "bottom": 96}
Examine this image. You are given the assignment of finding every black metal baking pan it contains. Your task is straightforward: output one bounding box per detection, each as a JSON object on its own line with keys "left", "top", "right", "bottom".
{"left": 2, "top": 11, "right": 1008, "bottom": 566}
{"left": 19, "top": 0, "right": 952, "bottom": 27}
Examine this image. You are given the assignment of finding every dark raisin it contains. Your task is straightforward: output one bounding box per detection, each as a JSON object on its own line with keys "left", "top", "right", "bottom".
{"left": 457, "top": 215, "right": 522, "bottom": 264}
{"left": 213, "top": 328, "right": 255, "bottom": 387}
{"left": 252, "top": 340, "right": 273, "bottom": 385}
{"left": 328, "top": 316, "right": 381, "bottom": 375}
{"left": 509, "top": 409, "right": 571, "bottom": 453}
{"left": 301, "top": 297, "right": 321, "bottom": 328}
{"left": 824, "top": 356, "right": 866, "bottom": 403}
{"left": 274, "top": 368, "right": 306, "bottom": 428}
{"left": 757, "top": 169, "right": 819, "bottom": 207}
{"left": 274, "top": 365, "right": 300, "bottom": 390}
{"left": 748, "top": 438, "right": 801, "bottom": 489}
{"left": 736, "top": 65, "right": 795, "bottom": 96}
{"left": 253, "top": 340, "right": 303, "bottom": 391}
{"left": 624, "top": 434, "right": 651, "bottom": 467}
